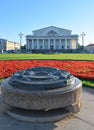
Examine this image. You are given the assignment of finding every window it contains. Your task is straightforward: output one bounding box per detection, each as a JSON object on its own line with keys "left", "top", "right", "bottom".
{"left": 62, "top": 45, "right": 64, "bottom": 49}
{"left": 29, "top": 39, "right": 32, "bottom": 42}
{"left": 50, "top": 45, "right": 54, "bottom": 49}
{"left": 67, "top": 45, "right": 70, "bottom": 49}
{"left": 40, "top": 45, "right": 42, "bottom": 49}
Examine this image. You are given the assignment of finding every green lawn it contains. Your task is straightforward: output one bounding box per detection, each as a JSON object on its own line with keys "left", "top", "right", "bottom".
{"left": 82, "top": 79, "right": 94, "bottom": 88}
{"left": 0, "top": 53, "right": 94, "bottom": 61}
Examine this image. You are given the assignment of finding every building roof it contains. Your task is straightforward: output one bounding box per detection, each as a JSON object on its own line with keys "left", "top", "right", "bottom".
{"left": 32, "top": 26, "right": 72, "bottom": 32}
{"left": 87, "top": 43, "right": 94, "bottom": 46}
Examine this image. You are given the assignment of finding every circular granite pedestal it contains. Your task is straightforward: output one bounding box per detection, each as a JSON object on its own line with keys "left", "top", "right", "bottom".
{"left": 1, "top": 67, "right": 82, "bottom": 122}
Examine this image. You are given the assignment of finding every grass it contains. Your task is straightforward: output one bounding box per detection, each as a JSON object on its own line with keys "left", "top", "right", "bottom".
{"left": 82, "top": 79, "right": 94, "bottom": 88}
{"left": 0, "top": 79, "right": 4, "bottom": 84}
{"left": 0, "top": 53, "right": 94, "bottom": 61}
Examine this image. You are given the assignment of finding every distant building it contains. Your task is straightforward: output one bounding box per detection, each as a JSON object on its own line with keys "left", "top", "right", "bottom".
{"left": 26, "top": 26, "right": 79, "bottom": 53}
{"left": 0, "top": 39, "right": 20, "bottom": 52}
{"left": 85, "top": 43, "right": 94, "bottom": 53}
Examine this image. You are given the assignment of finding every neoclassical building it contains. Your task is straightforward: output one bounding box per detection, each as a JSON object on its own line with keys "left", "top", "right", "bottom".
{"left": 26, "top": 26, "right": 79, "bottom": 52}
{"left": 0, "top": 39, "right": 20, "bottom": 52}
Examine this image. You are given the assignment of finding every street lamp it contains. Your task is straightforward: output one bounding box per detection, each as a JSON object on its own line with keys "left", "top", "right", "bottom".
{"left": 18, "top": 32, "right": 23, "bottom": 51}
{"left": 80, "top": 32, "right": 86, "bottom": 52}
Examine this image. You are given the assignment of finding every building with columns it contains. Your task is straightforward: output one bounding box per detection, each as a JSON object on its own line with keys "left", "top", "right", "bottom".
{"left": 26, "top": 26, "right": 79, "bottom": 53}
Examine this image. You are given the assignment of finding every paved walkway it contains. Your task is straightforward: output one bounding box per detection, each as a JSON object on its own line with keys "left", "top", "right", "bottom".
{"left": 0, "top": 87, "right": 94, "bottom": 130}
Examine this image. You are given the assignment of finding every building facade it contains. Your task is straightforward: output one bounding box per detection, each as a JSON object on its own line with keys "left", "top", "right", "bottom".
{"left": 26, "top": 26, "right": 79, "bottom": 53}
{"left": 0, "top": 39, "right": 20, "bottom": 52}
{"left": 85, "top": 43, "right": 94, "bottom": 53}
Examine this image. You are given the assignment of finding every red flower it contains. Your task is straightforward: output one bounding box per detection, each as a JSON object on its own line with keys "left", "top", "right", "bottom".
{"left": 0, "top": 60, "right": 94, "bottom": 80}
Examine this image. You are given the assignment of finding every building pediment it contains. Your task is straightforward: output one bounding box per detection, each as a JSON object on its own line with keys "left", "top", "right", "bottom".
{"left": 32, "top": 26, "right": 71, "bottom": 36}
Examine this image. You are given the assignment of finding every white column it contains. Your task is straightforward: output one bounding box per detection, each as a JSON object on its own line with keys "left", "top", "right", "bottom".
{"left": 32, "top": 39, "right": 34, "bottom": 49}
{"left": 37, "top": 39, "right": 39, "bottom": 49}
{"left": 29, "top": 40, "right": 32, "bottom": 50}
{"left": 46, "top": 40, "right": 48, "bottom": 49}
{"left": 26, "top": 39, "right": 29, "bottom": 49}
{"left": 65, "top": 39, "right": 67, "bottom": 49}
{"left": 48, "top": 39, "right": 50, "bottom": 49}
{"left": 70, "top": 39, "right": 72, "bottom": 49}
{"left": 76, "top": 39, "right": 78, "bottom": 49}
{"left": 43, "top": 39, "right": 44, "bottom": 49}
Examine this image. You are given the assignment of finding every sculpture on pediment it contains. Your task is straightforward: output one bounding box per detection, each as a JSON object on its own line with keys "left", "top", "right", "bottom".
{"left": 47, "top": 30, "right": 58, "bottom": 36}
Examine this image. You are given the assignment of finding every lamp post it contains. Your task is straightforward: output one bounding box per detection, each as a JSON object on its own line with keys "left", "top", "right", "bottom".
{"left": 80, "top": 32, "right": 86, "bottom": 52}
{"left": 18, "top": 32, "right": 23, "bottom": 51}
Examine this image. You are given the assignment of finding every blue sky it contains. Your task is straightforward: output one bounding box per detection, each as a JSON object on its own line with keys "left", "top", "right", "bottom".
{"left": 0, "top": 0, "right": 94, "bottom": 45}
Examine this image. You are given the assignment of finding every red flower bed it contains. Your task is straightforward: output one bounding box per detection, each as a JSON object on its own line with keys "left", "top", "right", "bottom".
{"left": 0, "top": 60, "right": 94, "bottom": 80}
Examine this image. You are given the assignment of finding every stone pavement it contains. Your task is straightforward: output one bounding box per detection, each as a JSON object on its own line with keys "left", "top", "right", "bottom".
{"left": 0, "top": 87, "right": 94, "bottom": 130}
